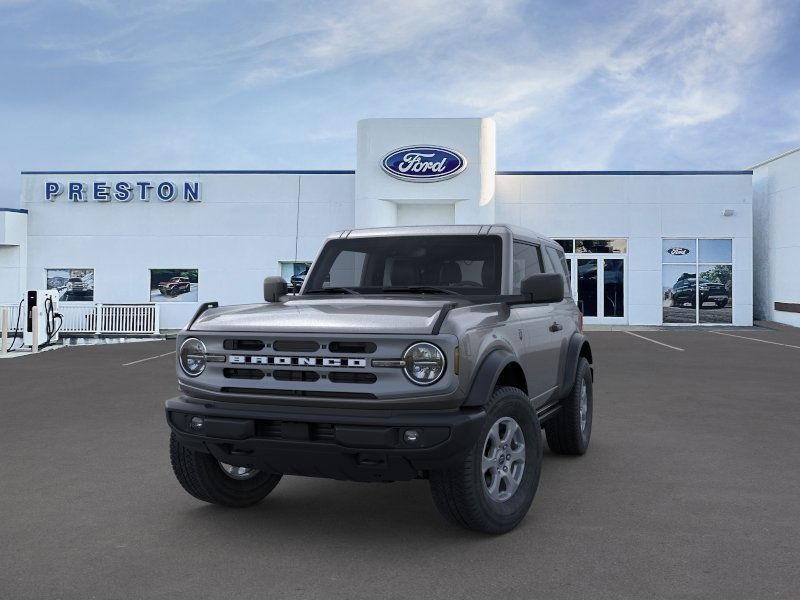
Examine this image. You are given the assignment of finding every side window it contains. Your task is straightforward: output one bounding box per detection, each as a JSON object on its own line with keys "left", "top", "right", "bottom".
{"left": 545, "top": 246, "right": 572, "bottom": 297}
{"left": 512, "top": 241, "right": 543, "bottom": 293}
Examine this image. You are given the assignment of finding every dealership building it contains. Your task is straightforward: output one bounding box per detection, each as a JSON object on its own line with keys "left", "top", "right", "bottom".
{"left": 0, "top": 117, "right": 797, "bottom": 333}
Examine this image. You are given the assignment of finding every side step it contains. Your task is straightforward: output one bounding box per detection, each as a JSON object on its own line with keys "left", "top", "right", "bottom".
{"left": 536, "top": 400, "right": 562, "bottom": 423}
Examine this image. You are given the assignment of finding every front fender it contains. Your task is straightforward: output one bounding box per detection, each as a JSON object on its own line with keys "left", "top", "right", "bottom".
{"left": 462, "top": 348, "right": 517, "bottom": 407}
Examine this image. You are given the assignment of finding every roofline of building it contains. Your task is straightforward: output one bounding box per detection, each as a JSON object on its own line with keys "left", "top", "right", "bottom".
{"left": 20, "top": 170, "right": 356, "bottom": 175}
{"left": 495, "top": 170, "right": 752, "bottom": 175}
{"left": 748, "top": 146, "right": 800, "bottom": 170}
{"left": 0, "top": 207, "right": 27, "bottom": 214}
{"left": 21, "top": 169, "right": 752, "bottom": 176}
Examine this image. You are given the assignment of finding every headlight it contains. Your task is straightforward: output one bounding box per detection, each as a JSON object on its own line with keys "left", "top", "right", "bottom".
{"left": 179, "top": 337, "right": 207, "bottom": 377}
{"left": 403, "top": 342, "right": 446, "bottom": 385}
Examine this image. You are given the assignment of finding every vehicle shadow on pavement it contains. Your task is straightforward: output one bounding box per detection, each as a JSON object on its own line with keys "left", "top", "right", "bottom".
{"left": 166, "top": 477, "right": 542, "bottom": 543}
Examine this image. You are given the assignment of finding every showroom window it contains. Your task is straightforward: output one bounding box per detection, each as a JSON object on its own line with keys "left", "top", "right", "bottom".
{"left": 280, "top": 261, "right": 312, "bottom": 294}
{"left": 46, "top": 268, "right": 94, "bottom": 302}
{"left": 662, "top": 239, "right": 732, "bottom": 324}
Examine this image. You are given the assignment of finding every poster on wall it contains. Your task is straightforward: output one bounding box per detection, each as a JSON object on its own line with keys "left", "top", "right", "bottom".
{"left": 46, "top": 268, "right": 94, "bottom": 302}
{"left": 280, "top": 262, "right": 312, "bottom": 293}
{"left": 149, "top": 269, "right": 198, "bottom": 302}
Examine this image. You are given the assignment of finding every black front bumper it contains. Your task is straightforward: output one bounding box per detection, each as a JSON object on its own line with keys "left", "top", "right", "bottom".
{"left": 166, "top": 396, "right": 486, "bottom": 482}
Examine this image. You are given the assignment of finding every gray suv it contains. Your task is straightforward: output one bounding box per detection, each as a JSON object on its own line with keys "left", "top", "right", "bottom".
{"left": 166, "top": 225, "right": 594, "bottom": 533}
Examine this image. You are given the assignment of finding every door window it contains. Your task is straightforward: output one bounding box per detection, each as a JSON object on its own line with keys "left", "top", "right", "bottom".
{"left": 603, "top": 259, "right": 624, "bottom": 317}
{"left": 577, "top": 259, "right": 598, "bottom": 317}
{"left": 545, "top": 246, "right": 572, "bottom": 297}
{"left": 512, "top": 242, "right": 543, "bottom": 294}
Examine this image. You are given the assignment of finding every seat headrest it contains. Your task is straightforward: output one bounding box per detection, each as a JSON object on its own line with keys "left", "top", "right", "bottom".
{"left": 439, "top": 262, "right": 462, "bottom": 285}
{"left": 390, "top": 260, "right": 419, "bottom": 286}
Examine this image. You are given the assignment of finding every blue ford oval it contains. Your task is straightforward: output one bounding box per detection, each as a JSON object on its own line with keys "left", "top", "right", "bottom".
{"left": 382, "top": 145, "right": 468, "bottom": 182}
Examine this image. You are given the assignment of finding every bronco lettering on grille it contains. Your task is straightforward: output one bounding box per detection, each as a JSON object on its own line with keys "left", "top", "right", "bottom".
{"left": 228, "top": 355, "right": 366, "bottom": 368}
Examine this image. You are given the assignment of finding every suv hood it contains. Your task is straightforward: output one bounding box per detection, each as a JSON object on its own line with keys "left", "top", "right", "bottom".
{"left": 190, "top": 297, "right": 458, "bottom": 335}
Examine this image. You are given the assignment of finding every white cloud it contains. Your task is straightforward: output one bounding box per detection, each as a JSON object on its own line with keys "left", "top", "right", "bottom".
{"left": 238, "top": 0, "right": 520, "bottom": 88}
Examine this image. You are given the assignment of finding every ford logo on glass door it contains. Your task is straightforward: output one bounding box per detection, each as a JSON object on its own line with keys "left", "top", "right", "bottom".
{"left": 381, "top": 146, "right": 467, "bottom": 182}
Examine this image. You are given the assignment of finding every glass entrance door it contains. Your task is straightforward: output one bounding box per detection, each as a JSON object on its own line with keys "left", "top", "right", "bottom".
{"left": 557, "top": 239, "right": 628, "bottom": 324}
{"left": 573, "top": 257, "right": 626, "bottom": 323}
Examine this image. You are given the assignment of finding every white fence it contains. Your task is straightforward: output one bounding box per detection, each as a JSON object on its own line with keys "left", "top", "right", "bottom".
{"left": 0, "top": 302, "right": 160, "bottom": 335}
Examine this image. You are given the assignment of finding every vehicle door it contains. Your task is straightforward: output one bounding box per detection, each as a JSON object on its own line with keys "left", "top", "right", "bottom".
{"left": 544, "top": 245, "right": 577, "bottom": 389}
{"left": 510, "top": 241, "right": 560, "bottom": 404}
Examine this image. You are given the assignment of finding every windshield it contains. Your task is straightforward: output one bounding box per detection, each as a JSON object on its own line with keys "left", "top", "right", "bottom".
{"left": 303, "top": 235, "right": 503, "bottom": 296}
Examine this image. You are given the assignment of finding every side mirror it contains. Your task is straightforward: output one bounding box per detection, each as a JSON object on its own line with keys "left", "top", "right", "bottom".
{"left": 263, "top": 276, "right": 288, "bottom": 302}
{"left": 521, "top": 273, "right": 564, "bottom": 304}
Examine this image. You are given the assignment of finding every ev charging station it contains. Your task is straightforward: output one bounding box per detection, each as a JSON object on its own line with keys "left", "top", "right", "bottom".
{"left": 23, "top": 289, "right": 62, "bottom": 349}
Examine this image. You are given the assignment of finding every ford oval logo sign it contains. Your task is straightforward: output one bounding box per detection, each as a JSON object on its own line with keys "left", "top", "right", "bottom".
{"left": 381, "top": 145, "right": 467, "bottom": 182}
{"left": 667, "top": 247, "right": 691, "bottom": 256}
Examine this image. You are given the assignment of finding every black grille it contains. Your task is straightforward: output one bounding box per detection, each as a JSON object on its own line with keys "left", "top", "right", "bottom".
{"left": 329, "top": 341, "right": 377, "bottom": 354}
{"left": 253, "top": 420, "right": 336, "bottom": 441}
{"left": 273, "top": 340, "right": 320, "bottom": 352}
{"left": 223, "top": 339, "right": 265, "bottom": 351}
{"left": 223, "top": 368, "right": 265, "bottom": 380}
{"left": 273, "top": 370, "right": 320, "bottom": 382}
{"left": 328, "top": 371, "right": 377, "bottom": 384}
{"left": 220, "top": 387, "right": 377, "bottom": 400}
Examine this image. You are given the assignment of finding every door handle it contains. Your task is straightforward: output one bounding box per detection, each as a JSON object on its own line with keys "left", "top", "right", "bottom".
{"left": 549, "top": 322, "right": 563, "bottom": 333}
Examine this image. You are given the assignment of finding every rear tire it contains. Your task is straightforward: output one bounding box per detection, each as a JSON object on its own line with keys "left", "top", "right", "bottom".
{"left": 545, "top": 357, "right": 593, "bottom": 455}
{"left": 169, "top": 433, "right": 282, "bottom": 507}
{"left": 429, "top": 386, "right": 542, "bottom": 534}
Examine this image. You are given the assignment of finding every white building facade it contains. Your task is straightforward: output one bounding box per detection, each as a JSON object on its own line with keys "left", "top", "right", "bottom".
{"left": 3, "top": 118, "right": 756, "bottom": 331}
{"left": 753, "top": 147, "right": 800, "bottom": 328}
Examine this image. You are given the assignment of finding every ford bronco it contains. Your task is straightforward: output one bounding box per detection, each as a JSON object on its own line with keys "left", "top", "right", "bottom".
{"left": 166, "top": 225, "right": 594, "bottom": 533}
{"left": 158, "top": 276, "right": 192, "bottom": 297}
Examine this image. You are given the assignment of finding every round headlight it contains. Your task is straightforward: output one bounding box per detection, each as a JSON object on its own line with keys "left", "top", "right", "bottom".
{"left": 179, "top": 337, "right": 207, "bottom": 377}
{"left": 403, "top": 342, "right": 446, "bottom": 386}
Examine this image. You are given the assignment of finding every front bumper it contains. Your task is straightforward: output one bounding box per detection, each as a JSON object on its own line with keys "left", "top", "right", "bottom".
{"left": 166, "top": 396, "right": 485, "bottom": 482}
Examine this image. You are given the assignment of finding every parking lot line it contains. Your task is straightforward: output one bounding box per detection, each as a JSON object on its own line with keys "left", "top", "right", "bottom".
{"left": 623, "top": 330, "right": 685, "bottom": 351}
{"left": 710, "top": 331, "right": 800, "bottom": 349}
{"left": 122, "top": 351, "right": 176, "bottom": 367}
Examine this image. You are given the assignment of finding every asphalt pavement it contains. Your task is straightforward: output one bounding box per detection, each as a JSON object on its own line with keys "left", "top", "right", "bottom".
{"left": 1, "top": 326, "right": 799, "bottom": 599}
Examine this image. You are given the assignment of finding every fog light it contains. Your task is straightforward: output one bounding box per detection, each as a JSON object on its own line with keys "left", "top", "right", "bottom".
{"left": 189, "top": 416, "right": 204, "bottom": 431}
{"left": 403, "top": 429, "right": 420, "bottom": 444}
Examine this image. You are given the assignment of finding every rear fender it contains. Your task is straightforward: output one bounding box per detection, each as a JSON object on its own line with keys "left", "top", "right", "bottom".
{"left": 558, "top": 333, "right": 593, "bottom": 398}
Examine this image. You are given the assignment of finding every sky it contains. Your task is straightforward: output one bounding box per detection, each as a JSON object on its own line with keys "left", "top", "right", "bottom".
{"left": 1, "top": 0, "right": 799, "bottom": 208}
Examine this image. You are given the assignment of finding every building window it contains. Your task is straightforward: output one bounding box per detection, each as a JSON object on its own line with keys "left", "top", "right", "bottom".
{"left": 554, "top": 239, "right": 574, "bottom": 253}
{"left": 280, "top": 261, "right": 312, "bottom": 293}
{"left": 47, "top": 268, "right": 94, "bottom": 302}
{"left": 662, "top": 239, "right": 732, "bottom": 324}
{"left": 575, "top": 239, "right": 627, "bottom": 254}
{"left": 150, "top": 269, "right": 199, "bottom": 302}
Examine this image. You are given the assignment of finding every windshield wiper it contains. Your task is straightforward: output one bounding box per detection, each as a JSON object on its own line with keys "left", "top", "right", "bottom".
{"left": 304, "top": 287, "right": 360, "bottom": 295}
{"left": 380, "top": 286, "right": 460, "bottom": 296}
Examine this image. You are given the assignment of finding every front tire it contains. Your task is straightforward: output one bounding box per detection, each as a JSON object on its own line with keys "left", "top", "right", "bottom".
{"left": 545, "top": 357, "right": 593, "bottom": 455}
{"left": 169, "top": 433, "right": 282, "bottom": 507}
{"left": 429, "top": 386, "right": 543, "bottom": 534}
